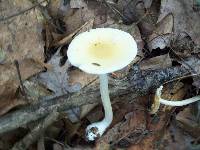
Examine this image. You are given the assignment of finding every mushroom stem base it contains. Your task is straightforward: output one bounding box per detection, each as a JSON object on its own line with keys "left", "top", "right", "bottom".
{"left": 86, "top": 74, "right": 113, "bottom": 141}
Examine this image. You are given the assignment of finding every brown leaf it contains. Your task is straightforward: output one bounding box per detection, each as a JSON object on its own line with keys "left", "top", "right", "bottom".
{"left": 184, "top": 56, "right": 200, "bottom": 90}
{"left": 0, "top": 0, "right": 44, "bottom": 112}
{"left": 150, "top": 14, "right": 173, "bottom": 39}
{"left": 130, "top": 122, "right": 196, "bottom": 150}
{"left": 23, "top": 80, "right": 52, "bottom": 101}
{"left": 96, "top": 101, "right": 146, "bottom": 148}
{"left": 158, "top": 0, "right": 200, "bottom": 45}
{"left": 147, "top": 14, "right": 173, "bottom": 50}
{"left": 0, "top": 98, "right": 27, "bottom": 116}
{"left": 128, "top": 135, "right": 155, "bottom": 150}
{"left": 160, "top": 123, "right": 196, "bottom": 150}
{"left": 0, "top": 59, "right": 44, "bottom": 115}
{"left": 64, "top": 0, "right": 108, "bottom": 34}
{"left": 48, "top": 0, "right": 71, "bottom": 18}
{"left": 117, "top": 0, "right": 156, "bottom": 36}
{"left": 53, "top": 19, "right": 94, "bottom": 47}
{"left": 176, "top": 107, "right": 200, "bottom": 138}
{"left": 0, "top": 0, "right": 44, "bottom": 64}
{"left": 0, "top": 59, "right": 43, "bottom": 99}
{"left": 68, "top": 69, "right": 98, "bottom": 88}
{"left": 139, "top": 54, "right": 172, "bottom": 71}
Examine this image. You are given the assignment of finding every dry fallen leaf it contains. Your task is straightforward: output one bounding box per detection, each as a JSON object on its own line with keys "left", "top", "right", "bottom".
{"left": 147, "top": 14, "right": 173, "bottom": 50}
{"left": 0, "top": 59, "right": 44, "bottom": 115}
{"left": 158, "top": 0, "right": 200, "bottom": 45}
{"left": 23, "top": 79, "right": 52, "bottom": 102}
{"left": 64, "top": 0, "right": 108, "bottom": 34}
{"left": 68, "top": 69, "right": 97, "bottom": 88}
{"left": 117, "top": 0, "right": 156, "bottom": 37}
{"left": 0, "top": 0, "right": 45, "bottom": 116}
{"left": 0, "top": 98, "right": 27, "bottom": 116}
{"left": 130, "top": 122, "right": 196, "bottom": 150}
{"left": 171, "top": 35, "right": 199, "bottom": 58}
{"left": 0, "top": 0, "right": 44, "bottom": 63}
{"left": 128, "top": 135, "right": 155, "bottom": 150}
{"left": 53, "top": 19, "right": 94, "bottom": 47}
{"left": 37, "top": 50, "right": 77, "bottom": 96}
{"left": 183, "top": 56, "right": 200, "bottom": 91}
{"left": 48, "top": 0, "right": 71, "bottom": 18}
{"left": 39, "top": 18, "right": 94, "bottom": 96}
{"left": 153, "top": 14, "right": 173, "bottom": 37}
{"left": 139, "top": 54, "right": 172, "bottom": 71}
{"left": 37, "top": 48, "right": 83, "bottom": 123}
{"left": 96, "top": 100, "right": 146, "bottom": 148}
{"left": 0, "top": 59, "right": 44, "bottom": 99}
{"left": 160, "top": 123, "right": 196, "bottom": 150}
{"left": 176, "top": 107, "right": 200, "bottom": 138}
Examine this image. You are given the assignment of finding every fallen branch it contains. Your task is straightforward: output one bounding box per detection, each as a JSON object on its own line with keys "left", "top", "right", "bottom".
{"left": 0, "top": 65, "right": 189, "bottom": 135}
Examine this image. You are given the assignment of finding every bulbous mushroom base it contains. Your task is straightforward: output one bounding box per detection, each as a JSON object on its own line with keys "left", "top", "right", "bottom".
{"left": 85, "top": 121, "right": 108, "bottom": 141}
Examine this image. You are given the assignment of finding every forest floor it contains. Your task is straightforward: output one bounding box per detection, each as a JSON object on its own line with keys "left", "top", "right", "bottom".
{"left": 0, "top": 0, "right": 200, "bottom": 149}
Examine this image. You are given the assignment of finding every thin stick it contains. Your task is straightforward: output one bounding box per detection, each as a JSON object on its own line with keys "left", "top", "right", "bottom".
{"left": 14, "top": 60, "right": 28, "bottom": 101}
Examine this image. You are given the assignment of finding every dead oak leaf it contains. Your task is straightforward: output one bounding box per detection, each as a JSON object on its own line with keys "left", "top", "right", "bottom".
{"left": 0, "top": 58, "right": 44, "bottom": 115}
{"left": 37, "top": 50, "right": 79, "bottom": 96}
{"left": 158, "top": 0, "right": 200, "bottom": 45}
{"left": 0, "top": 0, "right": 44, "bottom": 64}
{"left": 96, "top": 104, "right": 146, "bottom": 148}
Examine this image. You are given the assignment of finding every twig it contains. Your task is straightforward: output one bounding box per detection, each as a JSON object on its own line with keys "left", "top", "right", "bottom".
{"left": 14, "top": 60, "right": 28, "bottom": 101}
{"left": 0, "top": 64, "right": 190, "bottom": 135}
{"left": 11, "top": 111, "right": 59, "bottom": 150}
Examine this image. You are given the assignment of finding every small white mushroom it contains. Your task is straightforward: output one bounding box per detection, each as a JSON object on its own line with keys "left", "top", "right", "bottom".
{"left": 155, "top": 85, "right": 200, "bottom": 109}
{"left": 67, "top": 28, "right": 137, "bottom": 141}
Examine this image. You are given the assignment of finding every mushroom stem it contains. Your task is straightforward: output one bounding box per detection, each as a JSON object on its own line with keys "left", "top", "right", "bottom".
{"left": 160, "top": 96, "right": 200, "bottom": 106}
{"left": 158, "top": 86, "right": 200, "bottom": 106}
{"left": 86, "top": 74, "right": 113, "bottom": 141}
{"left": 99, "top": 74, "right": 113, "bottom": 123}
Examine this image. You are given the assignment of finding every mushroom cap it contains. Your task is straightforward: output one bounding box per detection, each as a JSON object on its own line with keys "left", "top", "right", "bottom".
{"left": 67, "top": 28, "right": 137, "bottom": 74}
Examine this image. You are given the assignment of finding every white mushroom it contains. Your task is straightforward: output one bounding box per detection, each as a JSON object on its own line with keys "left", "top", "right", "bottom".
{"left": 151, "top": 85, "right": 200, "bottom": 114}
{"left": 67, "top": 28, "right": 137, "bottom": 141}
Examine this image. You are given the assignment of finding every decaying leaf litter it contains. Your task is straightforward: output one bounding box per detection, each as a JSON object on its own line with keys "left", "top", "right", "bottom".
{"left": 0, "top": 0, "right": 200, "bottom": 149}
